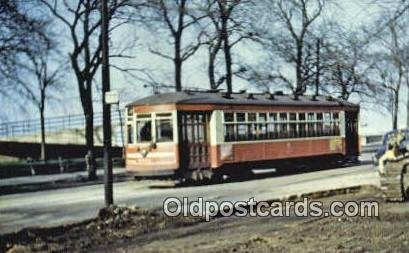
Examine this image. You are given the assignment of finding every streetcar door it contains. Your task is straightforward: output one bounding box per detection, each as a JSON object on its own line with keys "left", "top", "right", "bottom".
{"left": 179, "top": 111, "right": 211, "bottom": 170}
{"left": 345, "top": 111, "right": 359, "bottom": 156}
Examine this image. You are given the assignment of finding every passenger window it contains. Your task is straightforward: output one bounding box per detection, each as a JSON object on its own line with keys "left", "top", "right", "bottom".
{"left": 248, "top": 123, "right": 257, "bottom": 140}
{"left": 156, "top": 119, "right": 173, "bottom": 142}
{"left": 224, "top": 113, "right": 234, "bottom": 122}
{"left": 307, "top": 113, "right": 315, "bottom": 137}
{"left": 267, "top": 122, "right": 277, "bottom": 139}
{"left": 279, "top": 113, "right": 287, "bottom": 121}
{"left": 224, "top": 124, "right": 235, "bottom": 141}
{"left": 258, "top": 113, "right": 267, "bottom": 122}
{"left": 127, "top": 108, "right": 133, "bottom": 122}
{"left": 323, "top": 112, "right": 331, "bottom": 136}
{"left": 248, "top": 113, "right": 256, "bottom": 122}
{"left": 127, "top": 108, "right": 133, "bottom": 116}
{"left": 136, "top": 120, "right": 152, "bottom": 142}
{"left": 237, "top": 124, "right": 247, "bottom": 140}
{"left": 316, "top": 113, "right": 323, "bottom": 136}
{"left": 236, "top": 113, "right": 246, "bottom": 122}
{"left": 332, "top": 112, "right": 340, "bottom": 136}
{"left": 269, "top": 113, "right": 277, "bottom": 122}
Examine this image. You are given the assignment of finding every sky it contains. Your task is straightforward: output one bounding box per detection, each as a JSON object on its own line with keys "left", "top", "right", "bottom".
{"left": 3, "top": 0, "right": 408, "bottom": 136}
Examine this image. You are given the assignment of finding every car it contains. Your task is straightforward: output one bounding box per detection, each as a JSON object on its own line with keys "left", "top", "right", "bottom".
{"left": 373, "top": 129, "right": 409, "bottom": 166}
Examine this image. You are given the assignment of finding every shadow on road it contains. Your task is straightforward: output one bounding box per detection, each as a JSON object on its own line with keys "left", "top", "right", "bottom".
{"left": 147, "top": 157, "right": 374, "bottom": 189}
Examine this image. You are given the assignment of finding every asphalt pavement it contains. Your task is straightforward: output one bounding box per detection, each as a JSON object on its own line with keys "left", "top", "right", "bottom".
{"left": 0, "top": 157, "right": 379, "bottom": 235}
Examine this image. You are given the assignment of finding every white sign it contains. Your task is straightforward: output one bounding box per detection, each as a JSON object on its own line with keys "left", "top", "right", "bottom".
{"left": 105, "top": 90, "right": 119, "bottom": 104}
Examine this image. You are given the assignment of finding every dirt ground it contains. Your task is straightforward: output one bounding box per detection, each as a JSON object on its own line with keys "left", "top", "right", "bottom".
{"left": 2, "top": 186, "right": 409, "bottom": 253}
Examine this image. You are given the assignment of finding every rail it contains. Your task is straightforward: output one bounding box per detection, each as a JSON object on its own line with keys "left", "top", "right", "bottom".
{"left": 0, "top": 110, "right": 123, "bottom": 138}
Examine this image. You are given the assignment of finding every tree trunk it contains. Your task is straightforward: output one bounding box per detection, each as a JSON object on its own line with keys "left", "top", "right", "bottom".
{"left": 295, "top": 43, "right": 303, "bottom": 95}
{"left": 223, "top": 42, "right": 232, "bottom": 93}
{"left": 83, "top": 80, "right": 96, "bottom": 180}
{"left": 175, "top": 58, "right": 182, "bottom": 92}
{"left": 208, "top": 51, "right": 217, "bottom": 89}
{"left": 208, "top": 38, "right": 222, "bottom": 89}
{"left": 393, "top": 90, "right": 399, "bottom": 130}
{"left": 221, "top": 15, "right": 232, "bottom": 93}
{"left": 315, "top": 38, "right": 320, "bottom": 96}
{"left": 174, "top": 35, "right": 182, "bottom": 91}
{"left": 39, "top": 97, "right": 46, "bottom": 161}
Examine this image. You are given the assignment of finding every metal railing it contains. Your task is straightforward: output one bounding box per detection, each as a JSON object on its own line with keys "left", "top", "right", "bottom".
{"left": 0, "top": 110, "right": 123, "bottom": 138}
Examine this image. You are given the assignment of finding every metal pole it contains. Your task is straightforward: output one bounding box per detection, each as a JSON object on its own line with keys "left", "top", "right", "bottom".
{"left": 117, "top": 105, "right": 125, "bottom": 159}
{"left": 101, "top": 0, "right": 113, "bottom": 206}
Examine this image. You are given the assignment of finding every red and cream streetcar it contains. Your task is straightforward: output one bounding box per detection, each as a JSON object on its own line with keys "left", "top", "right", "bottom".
{"left": 125, "top": 90, "right": 359, "bottom": 182}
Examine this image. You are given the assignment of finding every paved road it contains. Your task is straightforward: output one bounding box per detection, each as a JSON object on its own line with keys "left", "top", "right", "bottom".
{"left": 0, "top": 168, "right": 127, "bottom": 188}
{"left": 0, "top": 159, "right": 379, "bottom": 235}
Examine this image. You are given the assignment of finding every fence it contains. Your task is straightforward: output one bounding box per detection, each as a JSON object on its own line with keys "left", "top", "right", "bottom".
{"left": 0, "top": 110, "right": 123, "bottom": 138}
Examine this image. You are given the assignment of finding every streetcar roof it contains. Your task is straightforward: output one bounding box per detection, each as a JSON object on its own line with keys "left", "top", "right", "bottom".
{"left": 127, "top": 91, "right": 358, "bottom": 108}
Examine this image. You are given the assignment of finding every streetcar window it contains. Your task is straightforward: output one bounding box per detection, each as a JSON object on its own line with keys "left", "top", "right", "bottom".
{"left": 289, "top": 122, "right": 297, "bottom": 138}
{"left": 137, "top": 113, "right": 151, "bottom": 119}
{"left": 136, "top": 120, "right": 152, "bottom": 142}
{"left": 258, "top": 113, "right": 267, "bottom": 122}
{"left": 307, "top": 113, "right": 315, "bottom": 137}
{"left": 277, "top": 113, "right": 287, "bottom": 138}
{"left": 224, "top": 113, "right": 234, "bottom": 122}
{"left": 288, "top": 113, "right": 296, "bottom": 137}
{"left": 258, "top": 123, "right": 267, "bottom": 139}
{"left": 248, "top": 113, "right": 256, "bottom": 122}
{"left": 323, "top": 112, "right": 332, "bottom": 136}
{"left": 279, "top": 113, "right": 287, "bottom": 121}
{"left": 332, "top": 112, "right": 340, "bottom": 135}
{"left": 126, "top": 108, "right": 134, "bottom": 123}
{"left": 316, "top": 113, "right": 323, "bottom": 135}
{"left": 127, "top": 124, "right": 134, "bottom": 144}
{"left": 127, "top": 107, "right": 133, "bottom": 116}
{"left": 268, "top": 112, "right": 275, "bottom": 121}
{"left": 267, "top": 122, "right": 277, "bottom": 139}
{"left": 156, "top": 118, "right": 173, "bottom": 142}
{"left": 156, "top": 113, "right": 172, "bottom": 117}
{"left": 297, "top": 113, "right": 306, "bottom": 137}
{"left": 224, "top": 124, "right": 235, "bottom": 141}
{"left": 237, "top": 124, "right": 247, "bottom": 140}
{"left": 236, "top": 113, "right": 246, "bottom": 122}
{"left": 223, "top": 110, "right": 342, "bottom": 142}
{"left": 248, "top": 123, "right": 257, "bottom": 140}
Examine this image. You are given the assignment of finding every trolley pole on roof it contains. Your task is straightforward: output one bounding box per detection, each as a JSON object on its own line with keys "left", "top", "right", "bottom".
{"left": 101, "top": 0, "right": 113, "bottom": 206}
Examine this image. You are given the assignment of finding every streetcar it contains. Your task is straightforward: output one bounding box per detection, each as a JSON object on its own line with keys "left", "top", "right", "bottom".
{"left": 125, "top": 90, "right": 359, "bottom": 182}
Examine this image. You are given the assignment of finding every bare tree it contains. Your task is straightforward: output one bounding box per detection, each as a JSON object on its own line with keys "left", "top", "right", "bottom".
{"left": 370, "top": 22, "right": 406, "bottom": 130}
{"left": 10, "top": 47, "right": 65, "bottom": 161}
{"left": 0, "top": 0, "right": 64, "bottom": 160}
{"left": 0, "top": 1, "right": 49, "bottom": 104}
{"left": 251, "top": 0, "right": 324, "bottom": 95}
{"left": 141, "top": 0, "right": 206, "bottom": 91}
{"left": 40, "top": 0, "right": 134, "bottom": 179}
{"left": 320, "top": 30, "right": 376, "bottom": 101}
{"left": 203, "top": 0, "right": 252, "bottom": 92}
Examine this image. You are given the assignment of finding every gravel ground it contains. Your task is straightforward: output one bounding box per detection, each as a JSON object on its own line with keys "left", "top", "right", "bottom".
{"left": 2, "top": 186, "right": 409, "bottom": 253}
